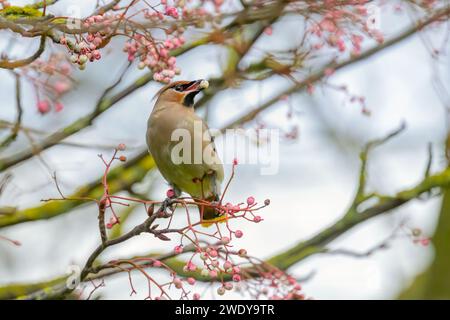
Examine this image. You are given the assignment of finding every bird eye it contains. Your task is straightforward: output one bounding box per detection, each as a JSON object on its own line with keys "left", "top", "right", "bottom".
{"left": 174, "top": 85, "right": 183, "bottom": 92}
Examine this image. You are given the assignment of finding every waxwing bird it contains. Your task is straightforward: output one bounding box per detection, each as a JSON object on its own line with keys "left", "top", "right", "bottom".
{"left": 146, "top": 79, "right": 224, "bottom": 225}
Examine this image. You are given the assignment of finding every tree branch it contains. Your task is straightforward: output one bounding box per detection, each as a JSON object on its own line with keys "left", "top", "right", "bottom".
{"left": 0, "top": 35, "right": 45, "bottom": 69}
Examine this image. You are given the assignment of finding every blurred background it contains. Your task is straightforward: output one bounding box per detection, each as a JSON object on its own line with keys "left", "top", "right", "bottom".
{"left": 0, "top": 0, "right": 449, "bottom": 299}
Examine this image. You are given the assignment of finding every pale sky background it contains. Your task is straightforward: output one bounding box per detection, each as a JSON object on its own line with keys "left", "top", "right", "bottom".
{"left": 0, "top": 0, "right": 449, "bottom": 299}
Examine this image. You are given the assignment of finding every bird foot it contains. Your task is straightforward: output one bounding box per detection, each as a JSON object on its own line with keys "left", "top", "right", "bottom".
{"left": 158, "top": 198, "right": 175, "bottom": 217}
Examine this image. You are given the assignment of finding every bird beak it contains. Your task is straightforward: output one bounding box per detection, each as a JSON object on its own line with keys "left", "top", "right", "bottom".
{"left": 185, "top": 79, "right": 209, "bottom": 92}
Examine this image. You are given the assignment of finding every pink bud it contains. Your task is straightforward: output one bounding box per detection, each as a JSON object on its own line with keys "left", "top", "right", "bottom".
{"left": 187, "top": 262, "right": 197, "bottom": 271}
{"left": 117, "top": 143, "right": 126, "bottom": 151}
{"left": 93, "top": 50, "right": 101, "bottom": 60}
{"left": 165, "top": 6, "right": 179, "bottom": 18}
{"left": 246, "top": 196, "right": 255, "bottom": 206}
{"left": 153, "top": 73, "right": 163, "bottom": 82}
{"left": 164, "top": 39, "right": 173, "bottom": 49}
{"left": 167, "top": 56, "right": 176, "bottom": 66}
{"left": 324, "top": 68, "right": 335, "bottom": 76}
{"left": 187, "top": 277, "right": 196, "bottom": 285}
{"left": 54, "top": 81, "right": 70, "bottom": 94}
{"left": 254, "top": 216, "right": 262, "bottom": 223}
{"left": 232, "top": 274, "right": 241, "bottom": 282}
{"left": 93, "top": 37, "right": 103, "bottom": 46}
{"left": 235, "top": 230, "right": 243, "bottom": 238}
{"left": 159, "top": 48, "right": 168, "bottom": 58}
{"left": 233, "top": 158, "right": 238, "bottom": 166}
{"left": 193, "top": 293, "right": 200, "bottom": 300}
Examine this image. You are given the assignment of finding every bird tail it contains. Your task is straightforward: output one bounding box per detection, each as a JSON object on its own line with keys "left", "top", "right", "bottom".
{"left": 198, "top": 197, "right": 227, "bottom": 227}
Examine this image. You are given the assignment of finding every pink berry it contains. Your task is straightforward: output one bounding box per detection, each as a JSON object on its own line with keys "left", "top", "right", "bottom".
{"left": 153, "top": 260, "right": 161, "bottom": 267}
{"left": 224, "top": 282, "right": 233, "bottom": 290}
{"left": 54, "top": 102, "right": 64, "bottom": 112}
{"left": 174, "top": 245, "right": 183, "bottom": 254}
{"left": 246, "top": 196, "right": 255, "bottom": 206}
{"left": 221, "top": 236, "right": 230, "bottom": 244}
{"left": 173, "top": 278, "right": 182, "bottom": 289}
{"left": 166, "top": 188, "right": 176, "bottom": 198}
{"left": 209, "top": 249, "right": 218, "bottom": 257}
{"left": 37, "top": 100, "right": 50, "bottom": 114}
{"left": 254, "top": 216, "right": 262, "bottom": 223}
{"left": 223, "top": 261, "right": 232, "bottom": 270}
{"left": 188, "top": 262, "right": 197, "bottom": 271}
{"left": 235, "top": 230, "right": 243, "bottom": 238}
{"left": 238, "top": 249, "right": 247, "bottom": 257}
{"left": 209, "top": 270, "right": 218, "bottom": 278}
{"left": 187, "top": 277, "right": 196, "bottom": 285}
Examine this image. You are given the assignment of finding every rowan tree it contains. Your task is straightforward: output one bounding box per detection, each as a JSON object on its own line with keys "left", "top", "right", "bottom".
{"left": 0, "top": 0, "right": 449, "bottom": 300}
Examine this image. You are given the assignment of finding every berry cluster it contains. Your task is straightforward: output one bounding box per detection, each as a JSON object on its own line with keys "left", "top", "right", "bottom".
{"left": 20, "top": 54, "right": 74, "bottom": 115}
{"left": 61, "top": 14, "right": 113, "bottom": 70}
{"left": 124, "top": 33, "right": 182, "bottom": 83}
{"left": 308, "top": 2, "right": 384, "bottom": 56}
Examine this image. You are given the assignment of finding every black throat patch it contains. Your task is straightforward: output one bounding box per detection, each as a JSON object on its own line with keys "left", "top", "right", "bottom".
{"left": 183, "top": 91, "right": 199, "bottom": 107}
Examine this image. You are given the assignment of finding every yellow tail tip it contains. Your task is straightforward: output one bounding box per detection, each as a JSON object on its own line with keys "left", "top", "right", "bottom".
{"left": 200, "top": 214, "right": 228, "bottom": 227}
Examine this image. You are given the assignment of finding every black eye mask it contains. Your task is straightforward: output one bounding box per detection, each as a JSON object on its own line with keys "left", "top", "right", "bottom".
{"left": 174, "top": 81, "right": 197, "bottom": 92}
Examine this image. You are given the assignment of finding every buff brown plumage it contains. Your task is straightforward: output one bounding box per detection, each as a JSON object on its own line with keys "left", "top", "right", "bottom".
{"left": 146, "top": 80, "right": 225, "bottom": 225}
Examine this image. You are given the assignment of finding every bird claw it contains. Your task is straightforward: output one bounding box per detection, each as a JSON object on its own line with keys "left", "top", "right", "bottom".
{"left": 158, "top": 198, "right": 175, "bottom": 217}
